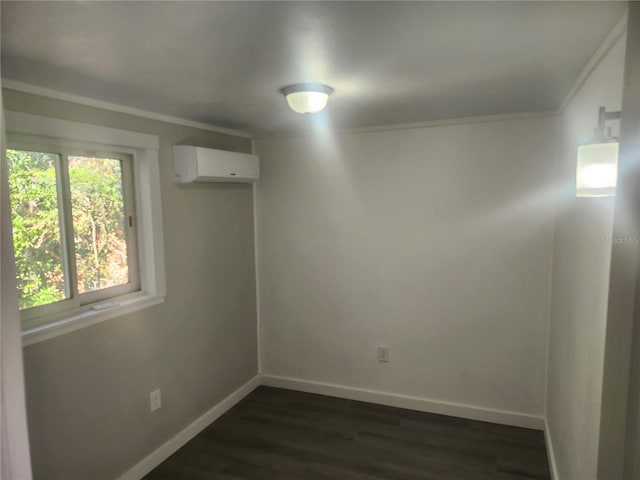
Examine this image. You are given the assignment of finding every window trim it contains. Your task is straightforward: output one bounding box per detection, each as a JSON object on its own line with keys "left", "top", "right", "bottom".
{"left": 5, "top": 111, "right": 166, "bottom": 346}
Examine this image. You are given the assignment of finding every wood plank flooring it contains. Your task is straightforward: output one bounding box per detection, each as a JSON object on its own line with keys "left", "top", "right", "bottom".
{"left": 144, "top": 386, "right": 551, "bottom": 480}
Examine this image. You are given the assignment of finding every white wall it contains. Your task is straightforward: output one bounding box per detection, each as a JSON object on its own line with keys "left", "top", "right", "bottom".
{"left": 255, "top": 114, "right": 556, "bottom": 421}
{"left": 545, "top": 34, "right": 626, "bottom": 480}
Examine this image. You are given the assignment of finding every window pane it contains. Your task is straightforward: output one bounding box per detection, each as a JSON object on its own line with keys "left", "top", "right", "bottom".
{"left": 7, "top": 149, "right": 68, "bottom": 309}
{"left": 68, "top": 156, "right": 129, "bottom": 294}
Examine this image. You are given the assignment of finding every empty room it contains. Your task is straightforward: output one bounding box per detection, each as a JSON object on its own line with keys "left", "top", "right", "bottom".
{"left": 1, "top": 1, "right": 640, "bottom": 479}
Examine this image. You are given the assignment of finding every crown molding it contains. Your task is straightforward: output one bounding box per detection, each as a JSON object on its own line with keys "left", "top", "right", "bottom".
{"left": 255, "top": 110, "right": 558, "bottom": 141}
{"left": 557, "top": 9, "right": 628, "bottom": 114}
{"left": 340, "top": 110, "right": 558, "bottom": 135}
{"left": 1, "top": 79, "right": 252, "bottom": 139}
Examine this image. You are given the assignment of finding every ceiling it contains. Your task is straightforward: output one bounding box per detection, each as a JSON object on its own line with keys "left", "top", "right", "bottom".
{"left": 1, "top": 1, "right": 627, "bottom": 136}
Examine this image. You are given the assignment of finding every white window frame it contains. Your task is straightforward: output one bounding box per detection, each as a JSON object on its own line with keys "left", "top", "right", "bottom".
{"left": 8, "top": 142, "right": 140, "bottom": 315}
{"left": 5, "top": 111, "right": 166, "bottom": 345}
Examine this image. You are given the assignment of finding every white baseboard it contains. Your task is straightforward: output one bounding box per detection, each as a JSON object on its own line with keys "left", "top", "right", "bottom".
{"left": 115, "top": 374, "right": 261, "bottom": 480}
{"left": 544, "top": 418, "right": 560, "bottom": 480}
{"left": 261, "top": 374, "right": 544, "bottom": 430}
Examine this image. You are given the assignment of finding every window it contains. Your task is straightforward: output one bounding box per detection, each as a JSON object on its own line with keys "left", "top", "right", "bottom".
{"left": 5, "top": 111, "right": 165, "bottom": 345}
{"left": 7, "top": 145, "right": 139, "bottom": 318}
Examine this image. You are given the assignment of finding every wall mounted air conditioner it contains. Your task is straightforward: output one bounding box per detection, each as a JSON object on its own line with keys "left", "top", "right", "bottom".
{"left": 173, "top": 145, "right": 259, "bottom": 184}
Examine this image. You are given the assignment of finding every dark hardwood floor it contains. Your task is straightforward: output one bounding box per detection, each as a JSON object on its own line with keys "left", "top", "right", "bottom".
{"left": 144, "top": 386, "right": 551, "bottom": 480}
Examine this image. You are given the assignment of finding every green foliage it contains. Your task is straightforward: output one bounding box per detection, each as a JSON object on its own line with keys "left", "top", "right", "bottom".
{"left": 7, "top": 149, "right": 129, "bottom": 310}
{"left": 7, "top": 150, "right": 66, "bottom": 309}
{"left": 69, "top": 156, "right": 128, "bottom": 293}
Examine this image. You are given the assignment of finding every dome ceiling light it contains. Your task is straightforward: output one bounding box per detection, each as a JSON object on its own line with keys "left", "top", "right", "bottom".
{"left": 281, "top": 83, "right": 334, "bottom": 114}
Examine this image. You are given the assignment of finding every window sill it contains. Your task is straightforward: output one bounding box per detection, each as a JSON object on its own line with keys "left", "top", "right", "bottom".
{"left": 21, "top": 293, "right": 164, "bottom": 346}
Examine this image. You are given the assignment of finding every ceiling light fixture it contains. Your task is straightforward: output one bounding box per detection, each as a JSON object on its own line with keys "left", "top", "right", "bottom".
{"left": 576, "top": 106, "right": 621, "bottom": 197}
{"left": 281, "top": 83, "right": 334, "bottom": 114}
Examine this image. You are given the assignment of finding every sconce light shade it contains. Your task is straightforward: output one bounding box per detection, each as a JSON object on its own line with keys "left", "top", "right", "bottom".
{"left": 576, "top": 141, "right": 619, "bottom": 197}
{"left": 576, "top": 106, "right": 621, "bottom": 198}
{"left": 281, "top": 84, "right": 334, "bottom": 114}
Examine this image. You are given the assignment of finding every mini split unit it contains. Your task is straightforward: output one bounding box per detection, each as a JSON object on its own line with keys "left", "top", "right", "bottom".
{"left": 173, "top": 145, "right": 259, "bottom": 184}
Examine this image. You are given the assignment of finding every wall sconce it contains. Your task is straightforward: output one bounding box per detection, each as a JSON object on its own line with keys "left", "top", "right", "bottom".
{"left": 576, "top": 106, "right": 621, "bottom": 197}
{"left": 281, "top": 83, "right": 334, "bottom": 114}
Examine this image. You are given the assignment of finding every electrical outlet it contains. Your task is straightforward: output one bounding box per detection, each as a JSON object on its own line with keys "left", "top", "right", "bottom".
{"left": 150, "top": 389, "right": 162, "bottom": 412}
{"left": 378, "top": 346, "right": 390, "bottom": 363}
